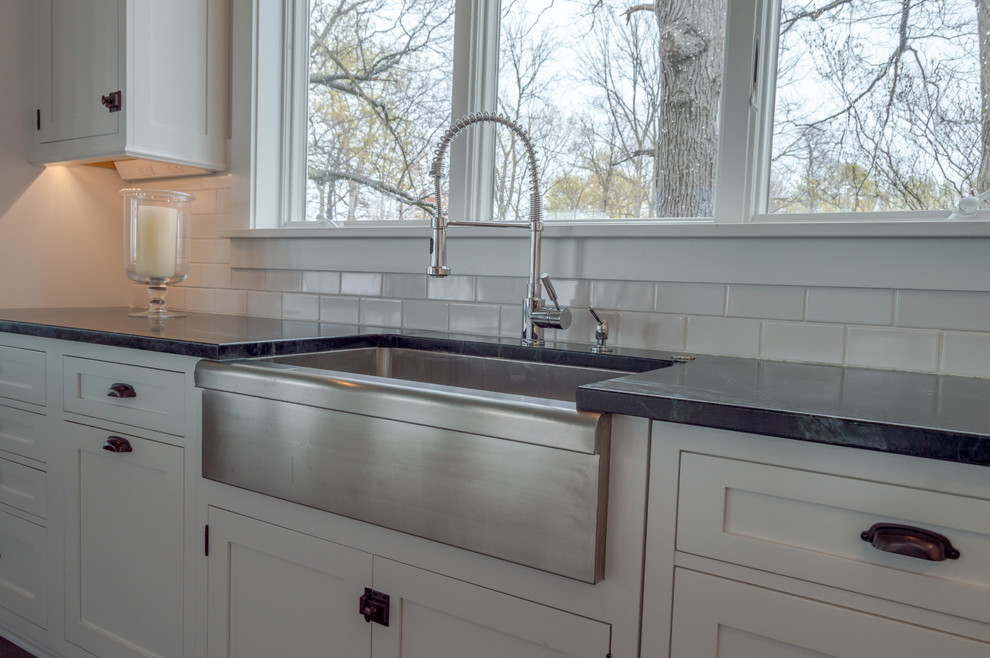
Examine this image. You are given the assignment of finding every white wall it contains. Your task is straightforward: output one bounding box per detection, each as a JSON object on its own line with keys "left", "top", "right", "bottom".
{"left": 0, "top": 0, "right": 129, "bottom": 309}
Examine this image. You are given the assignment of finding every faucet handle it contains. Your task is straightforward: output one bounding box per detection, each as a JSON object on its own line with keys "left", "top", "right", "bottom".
{"left": 540, "top": 273, "right": 561, "bottom": 310}
{"left": 588, "top": 307, "right": 612, "bottom": 353}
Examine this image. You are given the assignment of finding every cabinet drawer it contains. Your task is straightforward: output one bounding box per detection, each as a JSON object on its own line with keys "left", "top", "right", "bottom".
{"left": 0, "top": 456, "right": 46, "bottom": 518}
{"left": 0, "top": 404, "right": 47, "bottom": 463}
{"left": 0, "top": 508, "right": 47, "bottom": 629}
{"left": 677, "top": 452, "right": 990, "bottom": 624}
{"left": 0, "top": 345, "right": 45, "bottom": 407}
{"left": 670, "top": 568, "right": 990, "bottom": 657}
{"left": 63, "top": 356, "right": 185, "bottom": 436}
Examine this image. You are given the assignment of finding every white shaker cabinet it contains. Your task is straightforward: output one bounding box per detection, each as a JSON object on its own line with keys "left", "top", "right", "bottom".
{"left": 670, "top": 568, "right": 990, "bottom": 657}
{"left": 205, "top": 506, "right": 612, "bottom": 658}
{"left": 370, "top": 556, "right": 611, "bottom": 658}
{"left": 34, "top": 0, "right": 229, "bottom": 172}
{"left": 642, "top": 421, "right": 990, "bottom": 658}
{"left": 206, "top": 507, "right": 372, "bottom": 658}
{"left": 63, "top": 422, "right": 184, "bottom": 658}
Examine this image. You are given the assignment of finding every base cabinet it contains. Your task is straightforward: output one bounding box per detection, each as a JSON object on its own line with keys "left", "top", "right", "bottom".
{"left": 207, "top": 507, "right": 611, "bottom": 658}
{"left": 64, "top": 422, "right": 184, "bottom": 658}
{"left": 371, "top": 556, "right": 610, "bottom": 658}
{"left": 206, "top": 507, "right": 372, "bottom": 658}
{"left": 644, "top": 421, "right": 990, "bottom": 658}
{"left": 0, "top": 508, "right": 46, "bottom": 629}
{"left": 671, "top": 568, "right": 990, "bottom": 657}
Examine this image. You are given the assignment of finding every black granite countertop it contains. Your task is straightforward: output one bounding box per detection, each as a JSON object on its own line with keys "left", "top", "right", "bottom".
{"left": 1, "top": 307, "right": 988, "bottom": 466}
{"left": 576, "top": 355, "right": 990, "bottom": 466}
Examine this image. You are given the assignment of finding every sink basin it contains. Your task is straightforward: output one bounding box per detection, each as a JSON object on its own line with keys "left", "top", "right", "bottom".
{"left": 267, "top": 347, "right": 642, "bottom": 403}
{"left": 195, "top": 339, "right": 677, "bottom": 583}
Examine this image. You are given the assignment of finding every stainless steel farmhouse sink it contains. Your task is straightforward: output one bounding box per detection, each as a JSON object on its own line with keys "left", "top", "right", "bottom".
{"left": 195, "top": 340, "right": 676, "bottom": 583}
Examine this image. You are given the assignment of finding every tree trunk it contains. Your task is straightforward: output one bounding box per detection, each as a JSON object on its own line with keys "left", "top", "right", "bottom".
{"left": 655, "top": 0, "right": 725, "bottom": 217}
{"left": 978, "top": 0, "right": 990, "bottom": 192}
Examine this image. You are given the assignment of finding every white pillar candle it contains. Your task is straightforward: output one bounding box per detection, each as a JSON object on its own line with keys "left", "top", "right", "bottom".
{"left": 135, "top": 206, "right": 178, "bottom": 278}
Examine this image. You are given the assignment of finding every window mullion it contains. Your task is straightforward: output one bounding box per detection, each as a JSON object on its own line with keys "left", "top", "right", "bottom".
{"left": 712, "top": 0, "right": 763, "bottom": 223}
{"left": 448, "top": 0, "right": 500, "bottom": 222}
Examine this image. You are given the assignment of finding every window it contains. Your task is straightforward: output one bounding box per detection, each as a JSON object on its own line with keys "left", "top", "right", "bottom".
{"left": 250, "top": 0, "right": 988, "bottom": 228}
{"left": 766, "top": 0, "right": 986, "bottom": 215}
{"left": 302, "top": 0, "right": 727, "bottom": 224}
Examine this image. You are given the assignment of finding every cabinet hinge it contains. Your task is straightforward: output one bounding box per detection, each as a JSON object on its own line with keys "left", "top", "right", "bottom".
{"left": 204, "top": 525, "right": 209, "bottom": 557}
{"left": 36, "top": 109, "right": 40, "bottom": 131}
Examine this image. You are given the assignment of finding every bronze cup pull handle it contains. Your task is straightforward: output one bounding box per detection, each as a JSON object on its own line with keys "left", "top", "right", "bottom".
{"left": 106, "top": 383, "right": 136, "bottom": 398}
{"left": 102, "top": 436, "right": 133, "bottom": 453}
{"left": 861, "top": 523, "right": 960, "bottom": 561}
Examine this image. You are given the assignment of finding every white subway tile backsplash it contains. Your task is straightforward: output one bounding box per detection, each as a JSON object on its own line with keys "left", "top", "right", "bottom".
{"left": 190, "top": 239, "right": 214, "bottom": 263}
{"left": 806, "top": 287, "right": 894, "bottom": 326}
{"left": 590, "top": 280, "right": 654, "bottom": 312}
{"left": 184, "top": 288, "right": 216, "bottom": 313}
{"left": 500, "top": 306, "right": 521, "bottom": 338}
{"left": 320, "top": 296, "right": 359, "bottom": 324}
{"left": 547, "top": 279, "right": 591, "bottom": 308}
{"left": 403, "top": 300, "right": 448, "bottom": 331}
{"left": 200, "top": 264, "right": 232, "bottom": 289}
{"left": 360, "top": 299, "right": 402, "bottom": 327}
{"left": 340, "top": 272, "right": 382, "bottom": 297}
{"left": 200, "top": 174, "right": 233, "bottom": 190}
{"left": 163, "top": 286, "right": 185, "bottom": 311}
{"left": 939, "top": 332, "right": 990, "bottom": 378}
{"left": 266, "top": 270, "right": 302, "bottom": 292}
{"left": 427, "top": 275, "right": 476, "bottom": 301}
{"left": 449, "top": 303, "right": 501, "bottom": 335}
{"left": 246, "top": 291, "right": 283, "bottom": 319}
{"left": 214, "top": 289, "right": 247, "bottom": 315}
{"left": 761, "top": 322, "right": 844, "bottom": 365}
{"left": 615, "top": 312, "right": 686, "bottom": 351}
{"left": 189, "top": 189, "right": 217, "bottom": 215}
{"left": 686, "top": 316, "right": 762, "bottom": 358}
{"left": 895, "top": 290, "right": 990, "bottom": 331}
{"left": 476, "top": 276, "right": 528, "bottom": 304}
{"left": 282, "top": 294, "right": 320, "bottom": 321}
{"left": 181, "top": 264, "right": 203, "bottom": 288}
{"left": 845, "top": 327, "right": 939, "bottom": 372}
{"left": 384, "top": 273, "right": 427, "bottom": 300}
{"left": 726, "top": 284, "right": 804, "bottom": 320}
{"left": 190, "top": 214, "right": 227, "bottom": 239}
{"left": 302, "top": 271, "right": 341, "bottom": 295}
{"left": 214, "top": 239, "right": 231, "bottom": 264}
{"left": 216, "top": 189, "right": 234, "bottom": 216}
{"left": 231, "top": 269, "right": 266, "bottom": 290}
{"left": 655, "top": 282, "right": 726, "bottom": 316}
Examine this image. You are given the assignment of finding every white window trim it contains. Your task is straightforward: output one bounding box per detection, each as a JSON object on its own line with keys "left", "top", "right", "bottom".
{"left": 229, "top": 0, "right": 990, "bottom": 236}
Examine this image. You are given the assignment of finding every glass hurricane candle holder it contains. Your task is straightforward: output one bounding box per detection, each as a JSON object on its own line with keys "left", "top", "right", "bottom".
{"left": 121, "top": 188, "right": 194, "bottom": 319}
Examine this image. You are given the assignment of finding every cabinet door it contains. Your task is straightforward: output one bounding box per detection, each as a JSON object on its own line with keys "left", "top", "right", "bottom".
{"left": 37, "top": 0, "right": 122, "bottom": 144}
{"left": 64, "top": 423, "right": 184, "bottom": 658}
{"left": 371, "top": 558, "right": 611, "bottom": 658}
{"left": 670, "top": 568, "right": 990, "bottom": 657}
{"left": 207, "top": 508, "right": 372, "bottom": 658}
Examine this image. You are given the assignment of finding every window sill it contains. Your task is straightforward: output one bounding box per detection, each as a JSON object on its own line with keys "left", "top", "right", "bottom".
{"left": 224, "top": 218, "right": 990, "bottom": 240}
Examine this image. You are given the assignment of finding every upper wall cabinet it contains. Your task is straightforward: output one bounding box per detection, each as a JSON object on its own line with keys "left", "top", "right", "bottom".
{"left": 33, "top": 0, "right": 229, "bottom": 173}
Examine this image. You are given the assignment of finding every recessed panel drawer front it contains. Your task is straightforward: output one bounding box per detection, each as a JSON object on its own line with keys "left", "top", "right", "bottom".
{"left": 0, "top": 508, "right": 47, "bottom": 629}
{"left": 0, "top": 456, "right": 46, "bottom": 519}
{"left": 0, "top": 345, "right": 46, "bottom": 407}
{"left": 0, "top": 404, "right": 47, "bottom": 463}
{"left": 63, "top": 356, "right": 185, "bottom": 436}
{"left": 677, "top": 452, "right": 990, "bottom": 624}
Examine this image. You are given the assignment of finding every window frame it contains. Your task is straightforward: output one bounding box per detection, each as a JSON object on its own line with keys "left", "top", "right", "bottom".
{"left": 232, "top": 0, "right": 990, "bottom": 233}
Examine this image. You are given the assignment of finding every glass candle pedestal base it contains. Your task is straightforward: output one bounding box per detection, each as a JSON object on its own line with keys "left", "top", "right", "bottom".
{"left": 129, "top": 282, "right": 185, "bottom": 319}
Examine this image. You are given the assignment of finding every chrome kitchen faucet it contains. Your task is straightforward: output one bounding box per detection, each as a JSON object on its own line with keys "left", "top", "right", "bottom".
{"left": 427, "top": 112, "right": 570, "bottom": 346}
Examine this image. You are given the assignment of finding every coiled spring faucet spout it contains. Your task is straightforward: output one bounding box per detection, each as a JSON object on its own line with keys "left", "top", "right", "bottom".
{"left": 428, "top": 112, "right": 570, "bottom": 346}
